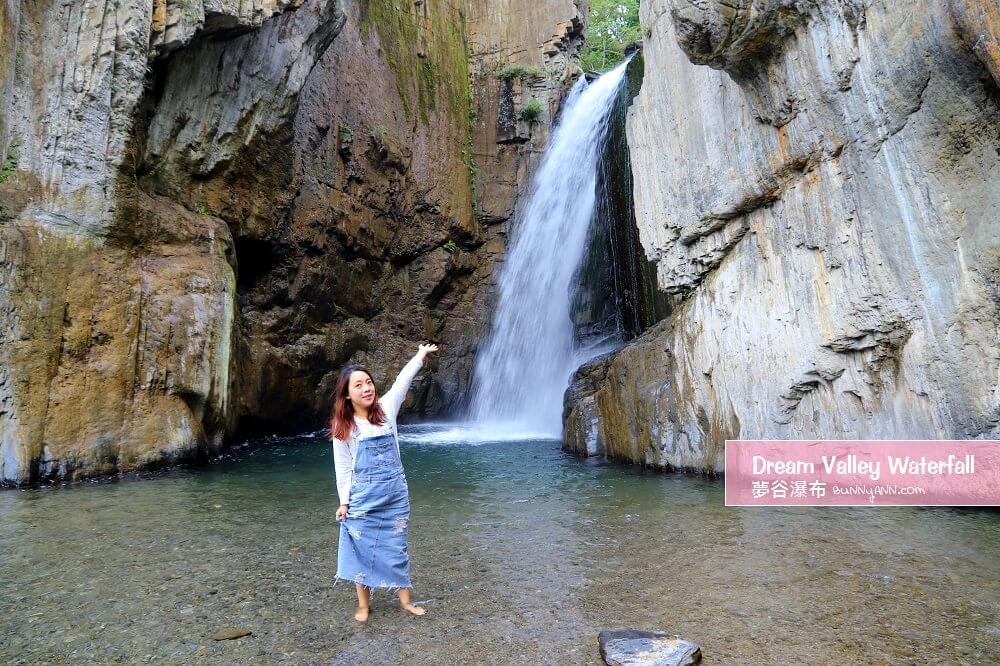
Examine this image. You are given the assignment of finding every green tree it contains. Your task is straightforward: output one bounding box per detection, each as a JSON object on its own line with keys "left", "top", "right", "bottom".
{"left": 579, "top": 0, "right": 642, "bottom": 73}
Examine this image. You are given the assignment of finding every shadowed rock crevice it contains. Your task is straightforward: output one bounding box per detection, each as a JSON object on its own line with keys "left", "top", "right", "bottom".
{"left": 572, "top": 52, "right": 670, "bottom": 347}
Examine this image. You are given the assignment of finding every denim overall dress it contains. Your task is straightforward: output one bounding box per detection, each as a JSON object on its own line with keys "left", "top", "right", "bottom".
{"left": 335, "top": 428, "right": 412, "bottom": 591}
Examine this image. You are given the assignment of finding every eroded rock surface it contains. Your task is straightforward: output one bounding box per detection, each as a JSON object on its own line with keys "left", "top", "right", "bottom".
{"left": 1, "top": 0, "right": 343, "bottom": 484}
{"left": 565, "top": 0, "right": 1000, "bottom": 472}
{"left": 1, "top": 0, "right": 584, "bottom": 484}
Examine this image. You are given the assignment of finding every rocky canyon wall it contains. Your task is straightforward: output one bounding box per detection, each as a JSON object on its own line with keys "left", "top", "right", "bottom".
{"left": 565, "top": 0, "right": 1000, "bottom": 472}
{"left": 0, "top": 0, "right": 344, "bottom": 484}
{"left": 0, "top": 0, "right": 585, "bottom": 485}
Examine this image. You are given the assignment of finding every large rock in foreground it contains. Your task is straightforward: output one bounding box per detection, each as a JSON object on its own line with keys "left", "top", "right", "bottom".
{"left": 598, "top": 628, "right": 702, "bottom": 666}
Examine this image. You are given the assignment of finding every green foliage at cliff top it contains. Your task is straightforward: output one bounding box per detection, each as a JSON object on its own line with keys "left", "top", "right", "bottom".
{"left": 580, "top": 0, "right": 641, "bottom": 73}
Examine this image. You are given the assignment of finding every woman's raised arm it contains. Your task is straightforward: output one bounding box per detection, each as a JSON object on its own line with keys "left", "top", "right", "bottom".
{"left": 379, "top": 343, "right": 438, "bottom": 423}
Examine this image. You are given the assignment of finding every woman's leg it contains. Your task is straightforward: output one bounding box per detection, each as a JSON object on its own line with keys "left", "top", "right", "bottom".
{"left": 354, "top": 583, "right": 371, "bottom": 622}
{"left": 396, "top": 587, "right": 427, "bottom": 616}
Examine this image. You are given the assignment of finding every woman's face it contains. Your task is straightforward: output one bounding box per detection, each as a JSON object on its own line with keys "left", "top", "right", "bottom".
{"left": 347, "top": 370, "right": 376, "bottom": 411}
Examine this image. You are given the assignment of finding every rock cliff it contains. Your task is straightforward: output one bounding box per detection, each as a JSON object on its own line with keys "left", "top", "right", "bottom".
{"left": 0, "top": 0, "right": 585, "bottom": 485}
{"left": 565, "top": 0, "right": 1000, "bottom": 472}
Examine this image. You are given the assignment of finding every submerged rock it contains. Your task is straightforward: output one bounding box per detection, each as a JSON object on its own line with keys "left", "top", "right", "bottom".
{"left": 598, "top": 628, "right": 702, "bottom": 665}
{"left": 212, "top": 628, "right": 253, "bottom": 641}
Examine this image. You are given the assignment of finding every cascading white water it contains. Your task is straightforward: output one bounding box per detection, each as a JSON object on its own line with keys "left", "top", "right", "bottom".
{"left": 466, "top": 58, "right": 633, "bottom": 438}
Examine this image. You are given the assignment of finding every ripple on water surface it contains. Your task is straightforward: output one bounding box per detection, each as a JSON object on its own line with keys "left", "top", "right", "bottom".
{"left": 2, "top": 424, "right": 998, "bottom": 664}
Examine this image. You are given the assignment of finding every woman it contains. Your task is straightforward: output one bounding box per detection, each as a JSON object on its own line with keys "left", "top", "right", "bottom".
{"left": 330, "top": 342, "right": 438, "bottom": 622}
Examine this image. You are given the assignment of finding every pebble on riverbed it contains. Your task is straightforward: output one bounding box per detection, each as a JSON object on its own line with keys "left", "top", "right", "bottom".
{"left": 212, "top": 628, "right": 253, "bottom": 641}
{"left": 598, "top": 628, "right": 702, "bottom": 665}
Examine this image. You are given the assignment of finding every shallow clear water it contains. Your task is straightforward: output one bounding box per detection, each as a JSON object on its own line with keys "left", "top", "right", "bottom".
{"left": 2, "top": 424, "right": 998, "bottom": 664}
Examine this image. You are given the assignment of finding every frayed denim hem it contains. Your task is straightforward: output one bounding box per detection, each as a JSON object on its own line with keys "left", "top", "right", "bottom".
{"left": 333, "top": 574, "right": 413, "bottom": 594}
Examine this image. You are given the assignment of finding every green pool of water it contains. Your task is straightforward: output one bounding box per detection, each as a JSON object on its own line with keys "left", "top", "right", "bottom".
{"left": 2, "top": 424, "right": 998, "bottom": 664}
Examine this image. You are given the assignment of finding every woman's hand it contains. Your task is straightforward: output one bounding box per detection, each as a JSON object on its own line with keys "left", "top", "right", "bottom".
{"left": 336, "top": 504, "right": 348, "bottom": 521}
{"left": 417, "top": 342, "right": 439, "bottom": 361}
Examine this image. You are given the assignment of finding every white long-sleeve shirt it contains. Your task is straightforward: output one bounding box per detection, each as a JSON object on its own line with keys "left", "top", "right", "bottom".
{"left": 331, "top": 352, "right": 424, "bottom": 506}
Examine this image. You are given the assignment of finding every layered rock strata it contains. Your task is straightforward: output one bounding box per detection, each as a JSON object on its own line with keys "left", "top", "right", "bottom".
{"left": 565, "top": 0, "right": 1000, "bottom": 473}
{"left": 1, "top": 0, "right": 585, "bottom": 484}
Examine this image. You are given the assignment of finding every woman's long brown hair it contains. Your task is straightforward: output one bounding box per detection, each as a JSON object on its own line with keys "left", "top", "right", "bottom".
{"left": 329, "top": 364, "right": 387, "bottom": 441}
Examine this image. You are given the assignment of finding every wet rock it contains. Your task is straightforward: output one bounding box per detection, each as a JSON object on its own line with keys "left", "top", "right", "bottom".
{"left": 598, "top": 628, "right": 702, "bottom": 665}
{"left": 467, "top": 0, "right": 586, "bottom": 217}
{"left": 562, "top": 350, "right": 616, "bottom": 456}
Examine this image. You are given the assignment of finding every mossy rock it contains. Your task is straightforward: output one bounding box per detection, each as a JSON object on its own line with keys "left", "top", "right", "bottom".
{"left": 499, "top": 64, "right": 547, "bottom": 82}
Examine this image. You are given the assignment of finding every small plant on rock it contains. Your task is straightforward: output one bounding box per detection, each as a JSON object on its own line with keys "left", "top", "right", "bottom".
{"left": 179, "top": 0, "right": 201, "bottom": 22}
{"left": 0, "top": 142, "right": 19, "bottom": 184}
{"left": 370, "top": 124, "right": 389, "bottom": 148}
{"left": 519, "top": 98, "right": 545, "bottom": 136}
{"left": 499, "top": 64, "right": 547, "bottom": 82}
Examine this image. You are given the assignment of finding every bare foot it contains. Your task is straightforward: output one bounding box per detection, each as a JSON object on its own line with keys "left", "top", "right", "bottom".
{"left": 354, "top": 605, "right": 370, "bottom": 622}
{"left": 400, "top": 602, "right": 426, "bottom": 616}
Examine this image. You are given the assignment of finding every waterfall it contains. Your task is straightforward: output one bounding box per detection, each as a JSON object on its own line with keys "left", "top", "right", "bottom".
{"left": 467, "top": 58, "right": 634, "bottom": 438}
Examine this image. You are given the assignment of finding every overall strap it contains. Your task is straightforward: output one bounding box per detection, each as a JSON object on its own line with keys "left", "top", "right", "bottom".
{"left": 348, "top": 424, "right": 361, "bottom": 476}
